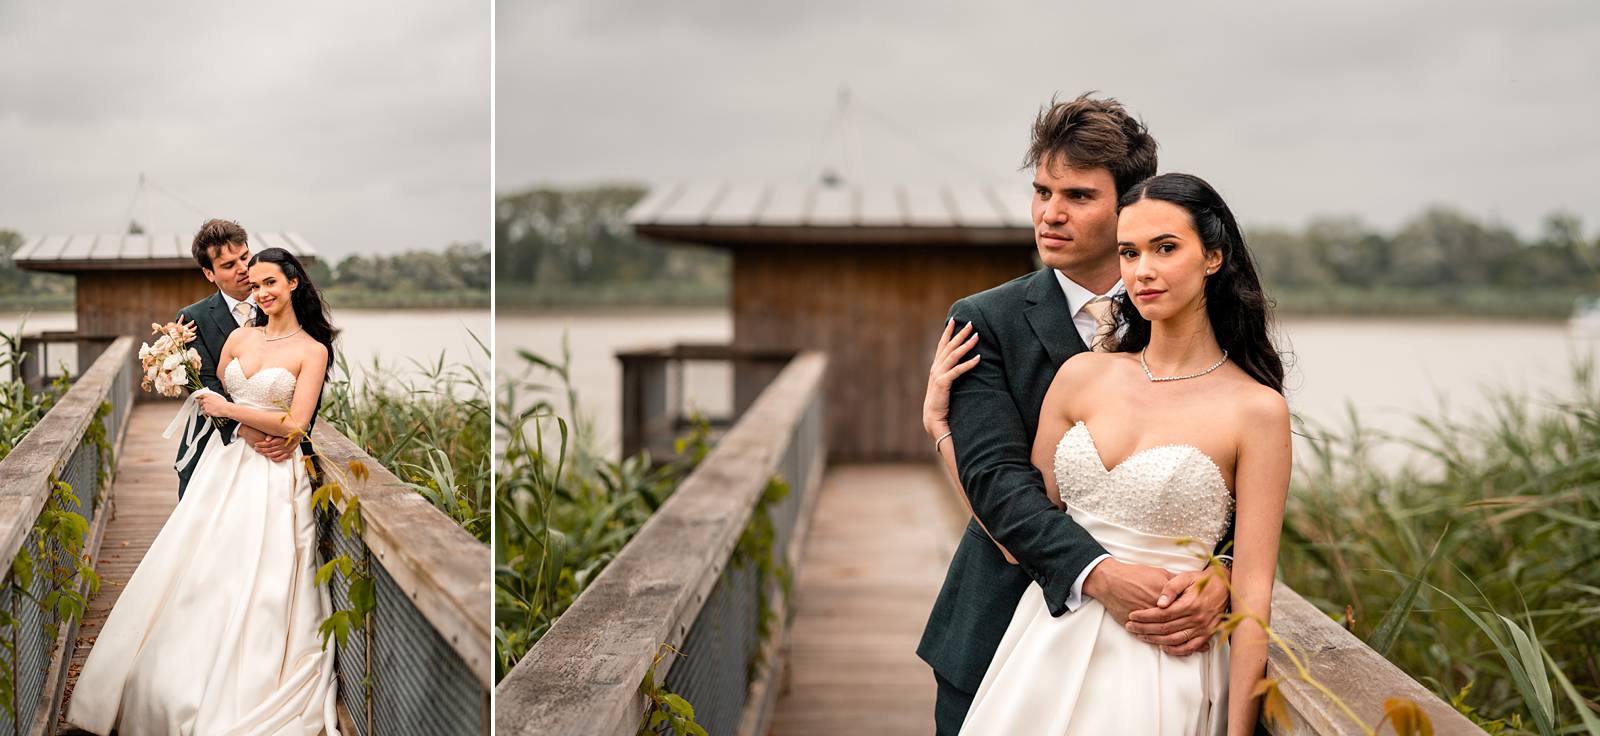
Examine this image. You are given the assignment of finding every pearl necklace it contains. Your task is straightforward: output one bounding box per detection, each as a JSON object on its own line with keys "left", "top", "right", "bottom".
{"left": 1141, "top": 348, "right": 1228, "bottom": 382}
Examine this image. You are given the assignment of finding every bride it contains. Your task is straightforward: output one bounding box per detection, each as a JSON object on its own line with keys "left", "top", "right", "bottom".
{"left": 66, "top": 247, "right": 340, "bottom": 735}
{"left": 926, "top": 173, "right": 1290, "bottom": 735}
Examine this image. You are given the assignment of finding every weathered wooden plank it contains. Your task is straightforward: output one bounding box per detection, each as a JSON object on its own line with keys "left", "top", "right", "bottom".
{"left": 1266, "top": 582, "right": 1485, "bottom": 735}
{"left": 770, "top": 464, "right": 961, "bottom": 735}
{"left": 57, "top": 398, "right": 177, "bottom": 731}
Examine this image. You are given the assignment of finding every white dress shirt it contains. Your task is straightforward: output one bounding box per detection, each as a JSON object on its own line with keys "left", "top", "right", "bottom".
{"left": 1051, "top": 271, "right": 1123, "bottom": 611}
{"left": 219, "top": 290, "right": 258, "bottom": 327}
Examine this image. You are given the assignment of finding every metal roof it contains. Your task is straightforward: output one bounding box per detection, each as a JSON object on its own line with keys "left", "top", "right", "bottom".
{"left": 13, "top": 232, "right": 319, "bottom": 272}
{"left": 628, "top": 183, "right": 1034, "bottom": 247}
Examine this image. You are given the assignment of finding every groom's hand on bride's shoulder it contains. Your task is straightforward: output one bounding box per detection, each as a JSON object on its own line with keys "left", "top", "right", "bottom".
{"left": 1123, "top": 566, "right": 1230, "bottom": 656}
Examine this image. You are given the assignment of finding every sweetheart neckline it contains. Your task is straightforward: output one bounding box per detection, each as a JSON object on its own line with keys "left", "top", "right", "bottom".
{"left": 1067, "top": 421, "right": 1232, "bottom": 495}
{"left": 226, "top": 361, "right": 294, "bottom": 383}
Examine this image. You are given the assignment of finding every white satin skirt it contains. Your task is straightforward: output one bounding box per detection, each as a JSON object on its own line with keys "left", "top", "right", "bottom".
{"left": 958, "top": 506, "right": 1227, "bottom": 736}
{"left": 66, "top": 430, "right": 339, "bottom": 736}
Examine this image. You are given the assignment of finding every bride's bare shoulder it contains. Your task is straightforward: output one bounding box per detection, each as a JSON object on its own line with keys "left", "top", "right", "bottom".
{"left": 1054, "top": 350, "right": 1135, "bottom": 388}
{"left": 223, "top": 325, "right": 262, "bottom": 349}
{"left": 1229, "top": 378, "right": 1289, "bottom": 436}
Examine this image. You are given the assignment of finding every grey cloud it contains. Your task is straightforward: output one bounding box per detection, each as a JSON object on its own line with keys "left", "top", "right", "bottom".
{"left": 0, "top": 1, "right": 489, "bottom": 259}
{"left": 499, "top": 0, "right": 1600, "bottom": 237}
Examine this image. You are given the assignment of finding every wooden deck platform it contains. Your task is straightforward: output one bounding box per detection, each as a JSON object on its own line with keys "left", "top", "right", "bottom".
{"left": 771, "top": 463, "right": 966, "bottom": 736}
{"left": 58, "top": 399, "right": 182, "bottom": 729}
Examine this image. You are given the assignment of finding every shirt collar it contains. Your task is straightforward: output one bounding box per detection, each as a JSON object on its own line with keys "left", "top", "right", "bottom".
{"left": 1053, "top": 270, "right": 1125, "bottom": 315}
{"left": 219, "top": 289, "right": 256, "bottom": 313}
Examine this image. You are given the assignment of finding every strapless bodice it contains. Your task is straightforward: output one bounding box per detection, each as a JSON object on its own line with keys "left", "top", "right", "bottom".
{"left": 222, "top": 361, "right": 297, "bottom": 411}
{"left": 1052, "top": 421, "right": 1233, "bottom": 551}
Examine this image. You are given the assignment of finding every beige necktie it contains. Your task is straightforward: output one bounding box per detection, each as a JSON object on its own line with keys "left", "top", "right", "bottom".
{"left": 1081, "top": 297, "right": 1116, "bottom": 352}
{"left": 233, "top": 301, "right": 254, "bottom": 327}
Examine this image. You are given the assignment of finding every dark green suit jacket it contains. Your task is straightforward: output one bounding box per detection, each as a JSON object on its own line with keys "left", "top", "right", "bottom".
{"left": 917, "top": 268, "right": 1107, "bottom": 693}
{"left": 174, "top": 292, "right": 320, "bottom": 499}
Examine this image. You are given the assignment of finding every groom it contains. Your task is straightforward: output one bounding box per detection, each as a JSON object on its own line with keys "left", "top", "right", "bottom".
{"left": 918, "top": 94, "right": 1233, "bottom": 734}
{"left": 174, "top": 219, "right": 299, "bottom": 499}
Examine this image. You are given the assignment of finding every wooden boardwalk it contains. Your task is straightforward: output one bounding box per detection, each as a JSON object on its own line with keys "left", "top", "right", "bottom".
{"left": 771, "top": 463, "right": 966, "bottom": 736}
{"left": 58, "top": 399, "right": 182, "bottom": 728}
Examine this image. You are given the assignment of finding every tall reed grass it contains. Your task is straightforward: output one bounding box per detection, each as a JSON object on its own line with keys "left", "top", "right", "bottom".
{"left": 493, "top": 340, "right": 709, "bottom": 682}
{"left": 1282, "top": 365, "right": 1600, "bottom": 734}
{"left": 0, "top": 329, "right": 67, "bottom": 460}
{"left": 320, "top": 335, "right": 491, "bottom": 543}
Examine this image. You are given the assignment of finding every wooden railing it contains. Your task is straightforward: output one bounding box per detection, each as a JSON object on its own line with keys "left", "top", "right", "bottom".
{"left": 310, "top": 421, "right": 492, "bottom": 735}
{"left": 616, "top": 343, "right": 795, "bottom": 462}
{"left": 16, "top": 333, "right": 120, "bottom": 390}
{"left": 1267, "top": 582, "right": 1485, "bottom": 734}
{"left": 0, "top": 336, "right": 135, "bottom": 735}
{"left": 497, "top": 350, "right": 828, "bottom": 736}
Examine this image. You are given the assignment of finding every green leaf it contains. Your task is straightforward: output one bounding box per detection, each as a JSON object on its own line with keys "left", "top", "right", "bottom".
{"left": 1543, "top": 647, "right": 1600, "bottom": 736}
{"left": 1498, "top": 613, "right": 1553, "bottom": 727}
{"left": 315, "top": 558, "right": 342, "bottom": 588}
{"left": 1367, "top": 527, "right": 1451, "bottom": 656}
{"left": 350, "top": 577, "right": 376, "bottom": 618}
{"left": 662, "top": 693, "right": 694, "bottom": 720}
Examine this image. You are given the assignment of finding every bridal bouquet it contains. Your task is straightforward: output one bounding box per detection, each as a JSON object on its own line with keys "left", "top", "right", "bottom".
{"left": 141, "top": 321, "right": 227, "bottom": 437}
{"left": 139, "top": 321, "right": 204, "bottom": 397}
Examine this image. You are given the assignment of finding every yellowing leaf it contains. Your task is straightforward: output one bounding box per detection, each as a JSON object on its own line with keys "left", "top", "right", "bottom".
{"left": 348, "top": 459, "right": 370, "bottom": 483}
{"left": 1383, "top": 697, "right": 1433, "bottom": 736}
{"left": 1259, "top": 677, "right": 1292, "bottom": 730}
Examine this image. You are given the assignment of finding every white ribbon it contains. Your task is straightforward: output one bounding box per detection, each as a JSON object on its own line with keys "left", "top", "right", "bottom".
{"left": 165, "top": 388, "right": 220, "bottom": 472}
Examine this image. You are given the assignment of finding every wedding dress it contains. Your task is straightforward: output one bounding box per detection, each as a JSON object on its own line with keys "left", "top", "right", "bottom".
{"left": 67, "top": 360, "right": 339, "bottom": 736}
{"left": 959, "top": 421, "right": 1233, "bottom": 736}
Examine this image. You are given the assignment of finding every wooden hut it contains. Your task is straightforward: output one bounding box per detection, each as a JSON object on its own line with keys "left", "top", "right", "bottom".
{"left": 629, "top": 183, "right": 1037, "bottom": 462}
{"left": 13, "top": 232, "right": 317, "bottom": 383}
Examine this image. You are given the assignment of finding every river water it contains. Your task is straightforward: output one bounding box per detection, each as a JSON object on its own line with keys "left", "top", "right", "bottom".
{"left": 0, "top": 309, "right": 491, "bottom": 384}
{"left": 498, "top": 309, "right": 1600, "bottom": 467}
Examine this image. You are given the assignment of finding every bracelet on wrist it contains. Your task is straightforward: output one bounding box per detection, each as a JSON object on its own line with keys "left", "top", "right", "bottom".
{"left": 934, "top": 430, "right": 954, "bottom": 455}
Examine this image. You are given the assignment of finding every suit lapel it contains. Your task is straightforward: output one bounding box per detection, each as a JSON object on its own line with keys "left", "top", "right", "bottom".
{"left": 1022, "top": 268, "right": 1087, "bottom": 366}
{"left": 206, "top": 292, "right": 239, "bottom": 345}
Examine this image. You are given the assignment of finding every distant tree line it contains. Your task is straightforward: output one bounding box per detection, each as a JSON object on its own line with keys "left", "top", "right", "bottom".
{"left": 496, "top": 186, "right": 729, "bottom": 306}
{"left": 497, "top": 184, "right": 1598, "bottom": 315}
{"left": 1248, "top": 209, "right": 1596, "bottom": 292}
{"left": 319, "top": 242, "right": 490, "bottom": 292}
{"left": 0, "top": 230, "right": 73, "bottom": 302}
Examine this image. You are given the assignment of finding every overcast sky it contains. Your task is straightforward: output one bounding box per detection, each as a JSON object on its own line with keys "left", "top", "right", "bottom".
{"left": 500, "top": 0, "right": 1599, "bottom": 238}
{"left": 0, "top": 2, "right": 488, "bottom": 259}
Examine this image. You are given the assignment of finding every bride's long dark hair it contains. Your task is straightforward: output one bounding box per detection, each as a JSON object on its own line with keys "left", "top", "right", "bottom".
{"left": 248, "top": 247, "right": 339, "bottom": 377}
{"left": 1109, "top": 173, "right": 1284, "bottom": 393}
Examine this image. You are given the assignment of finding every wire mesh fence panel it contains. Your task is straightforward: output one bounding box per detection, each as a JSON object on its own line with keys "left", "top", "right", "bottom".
{"left": 317, "top": 504, "right": 484, "bottom": 736}
{"left": 660, "top": 563, "right": 761, "bottom": 736}
{"left": 319, "top": 505, "right": 372, "bottom": 736}
{"left": 370, "top": 561, "right": 483, "bottom": 736}
{"left": 10, "top": 529, "right": 59, "bottom": 735}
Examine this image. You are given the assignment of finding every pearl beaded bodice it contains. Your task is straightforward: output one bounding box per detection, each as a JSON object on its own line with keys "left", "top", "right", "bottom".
{"left": 222, "top": 361, "right": 297, "bottom": 411}
{"left": 1052, "top": 421, "right": 1233, "bottom": 548}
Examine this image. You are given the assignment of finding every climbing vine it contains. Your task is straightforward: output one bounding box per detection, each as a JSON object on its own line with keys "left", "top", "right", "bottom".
{"left": 638, "top": 473, "right": 794, "bottom": 734}
{"left": 0, "top": 402, "right": 112, "bottom": 720}
{"left": 638, "top": 643, "right": 708, "bottom": 736}
{"left": 729, "top": 474, "right": 792, "bottom": 682}
{"left": 310, "top": 456, "right": 375, "bottom": 654}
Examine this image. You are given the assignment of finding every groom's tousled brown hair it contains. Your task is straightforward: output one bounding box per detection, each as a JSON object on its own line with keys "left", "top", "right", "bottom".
{"left": 1023, "top": 93, "right": 1158, "bottom": 197}
{"left": 191, "top": 219, "right": 249, "bottom": 271}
